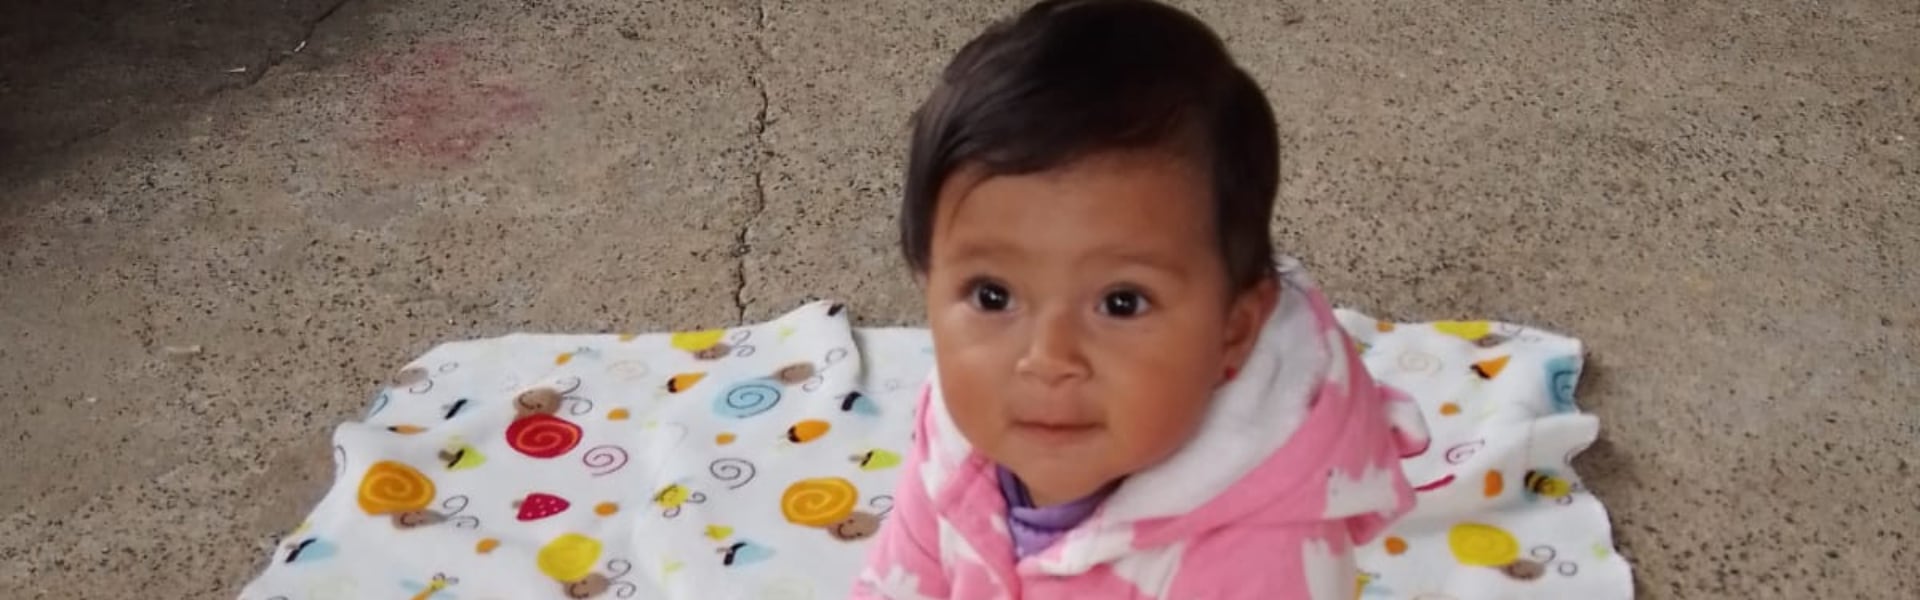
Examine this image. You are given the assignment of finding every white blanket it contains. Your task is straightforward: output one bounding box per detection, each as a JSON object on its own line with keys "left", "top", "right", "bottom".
{"left": 241, "top": 302, "right": 1631, "bottom": 599}
{"left": 1338, "top": 313, "right": 1634, "bottom": 599}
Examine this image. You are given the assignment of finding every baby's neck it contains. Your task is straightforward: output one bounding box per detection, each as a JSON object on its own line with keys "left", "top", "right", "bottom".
{"left": 998, "top": 467, "right": 1118, "bottom": 558}
{"left": 1004, "top": 470, "right": 1122, "bottom": 508}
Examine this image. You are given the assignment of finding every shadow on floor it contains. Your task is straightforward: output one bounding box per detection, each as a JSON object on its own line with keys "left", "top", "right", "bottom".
{"left": 0, "top": 0, "right": 345, "bottom": 183}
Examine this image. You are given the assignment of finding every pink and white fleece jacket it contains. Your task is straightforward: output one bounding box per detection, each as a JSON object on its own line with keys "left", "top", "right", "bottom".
{"left": 853, "top": 262, "right": 1431, "bottom": 599}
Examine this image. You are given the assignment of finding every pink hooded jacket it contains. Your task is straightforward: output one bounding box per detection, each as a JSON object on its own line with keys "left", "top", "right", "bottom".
{"left": 854, "top": 262, "right": 1431, "bottom": 599}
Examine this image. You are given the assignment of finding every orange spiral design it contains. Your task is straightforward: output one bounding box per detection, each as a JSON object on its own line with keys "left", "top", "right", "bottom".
{"left": 780, "top": 477, "right": 858, "bottom": 527}
{"left": 507, "top": 414, "right": 583, "bottom": 459}
{"left": 356, "top": 460, "right": 436, "bottom": 515}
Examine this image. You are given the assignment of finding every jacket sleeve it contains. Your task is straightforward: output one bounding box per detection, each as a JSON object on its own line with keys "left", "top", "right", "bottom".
{"left": 851, "top": 386, "right": 952, "bottom": 600}
{"left": 1165, "top": 523, "right": 1359, "bottom": 600}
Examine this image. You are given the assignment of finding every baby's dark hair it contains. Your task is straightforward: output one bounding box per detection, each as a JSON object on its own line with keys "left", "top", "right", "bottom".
{"left": 900, "top": 0, "right": 1279, "bottom": 291}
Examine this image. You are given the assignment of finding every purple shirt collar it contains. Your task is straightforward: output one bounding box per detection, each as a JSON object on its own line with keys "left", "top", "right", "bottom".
{"left": 997, "top": 466, "right": 1117, "bottom": 559}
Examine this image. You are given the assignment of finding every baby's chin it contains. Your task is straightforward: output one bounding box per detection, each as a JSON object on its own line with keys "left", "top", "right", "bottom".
{"left": 993, "top": 432, "right": 1134, "bottom": 505}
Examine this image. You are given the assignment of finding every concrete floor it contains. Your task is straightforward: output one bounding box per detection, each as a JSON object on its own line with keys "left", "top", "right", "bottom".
{"left": 0, "top": 0, "right": 1913, "bottom": 597}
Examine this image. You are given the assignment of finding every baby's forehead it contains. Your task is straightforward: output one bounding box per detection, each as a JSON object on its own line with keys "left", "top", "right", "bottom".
{"left": 940, "top": 149, "right": 1212, "bottom": 207}
{"left": 948, "top": 156, "right": 1208, "bottom": 211}
{"left": 933, "top": 162, "right": 1221, "bottom": 273}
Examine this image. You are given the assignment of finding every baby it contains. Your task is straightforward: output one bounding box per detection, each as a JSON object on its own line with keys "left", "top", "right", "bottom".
{"left": 856, "top": 1, "right": 1429, "bottom": 598}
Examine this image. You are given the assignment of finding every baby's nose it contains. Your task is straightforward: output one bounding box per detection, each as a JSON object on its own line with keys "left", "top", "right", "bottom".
{"left": 1015, "top": 310, "right": 1089, "bottom": 384}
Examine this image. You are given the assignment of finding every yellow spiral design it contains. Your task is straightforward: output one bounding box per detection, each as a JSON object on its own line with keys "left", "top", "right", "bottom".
{"left": 537, "top": 533, "right": 604, "bottom": 583}
{"left": 780, "top": 477, "right": 858, "bottom": 527}
{"left": 356, "top": 460, "right": 435, "bottom": 515}
{"left": 1447, "top": 522, "right": 1520, "bottom": 567}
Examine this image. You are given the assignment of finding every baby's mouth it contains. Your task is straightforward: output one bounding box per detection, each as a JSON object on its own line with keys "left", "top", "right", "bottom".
{"left": 1009, "top": 420, "right": 1101, "bottom": 444}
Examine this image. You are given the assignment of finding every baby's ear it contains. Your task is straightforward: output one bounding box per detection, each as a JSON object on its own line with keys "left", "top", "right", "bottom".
{"left": 1223, "top": 275, "right": 1279, "bottom": 363}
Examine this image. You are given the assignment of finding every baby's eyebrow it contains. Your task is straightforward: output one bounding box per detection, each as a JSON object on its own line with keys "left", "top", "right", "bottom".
{"left": 943, "top": 239, "right": 1022, "bottom": 263}
{"left": 1082, "top": 247, "right": 1191, "bottom": 281}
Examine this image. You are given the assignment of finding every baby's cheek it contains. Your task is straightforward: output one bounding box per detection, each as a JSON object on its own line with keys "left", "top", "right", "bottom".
{"left": 935, "top": 365, "right": 1009, "bottom": 451}
{"left": 946, "top": 401, "right": 1004, "bottom": 455}
{"left": 1107, "top": 386, "right": 1213, "bottom": 469}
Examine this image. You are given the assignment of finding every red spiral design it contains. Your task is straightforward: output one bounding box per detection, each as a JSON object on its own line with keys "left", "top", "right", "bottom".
{"left": 507, "top": 414, "right": 582, "bottom": 459}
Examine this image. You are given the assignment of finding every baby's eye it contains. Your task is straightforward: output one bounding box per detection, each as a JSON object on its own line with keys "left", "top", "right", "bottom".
{"left": 969, "top": 281, "right": 1013, "bottom": 312}
{"left": 1099, "top": 289, "right": 1151, "bottom": 318}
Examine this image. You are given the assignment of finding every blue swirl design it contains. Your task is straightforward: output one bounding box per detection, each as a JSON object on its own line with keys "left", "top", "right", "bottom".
{"left": 713, "top": 378, "right": 783, "bottom": 419}
{"left": 1544, "top": 355, "right": 1581, "bottom": 413}
{"left": 365, "top": 391, "right": 391, "bottom": 418}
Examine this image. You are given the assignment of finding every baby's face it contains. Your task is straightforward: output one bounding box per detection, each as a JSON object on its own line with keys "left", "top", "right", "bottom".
{"left": 925, "top": 150, "right": 1271, "bottom": 507}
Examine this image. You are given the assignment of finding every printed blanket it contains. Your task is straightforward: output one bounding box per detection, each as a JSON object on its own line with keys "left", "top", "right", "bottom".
{"left": 240, "top": 302, "right": 1631, "bottom": 599}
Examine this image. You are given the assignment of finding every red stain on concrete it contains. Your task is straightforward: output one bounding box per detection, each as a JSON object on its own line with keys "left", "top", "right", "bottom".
{"left": 360, "top": 43, "right": 541, "bottom": 166}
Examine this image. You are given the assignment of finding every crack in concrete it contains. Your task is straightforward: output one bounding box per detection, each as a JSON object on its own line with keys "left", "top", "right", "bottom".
{"left": 245, "top": 0, "right": 353, "bottom": 86}
{"left": 734, "top": 0, "right": 772, "bottom": 324}
{"left": 0, "top": 0, "right": 355, "bottom": 176}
